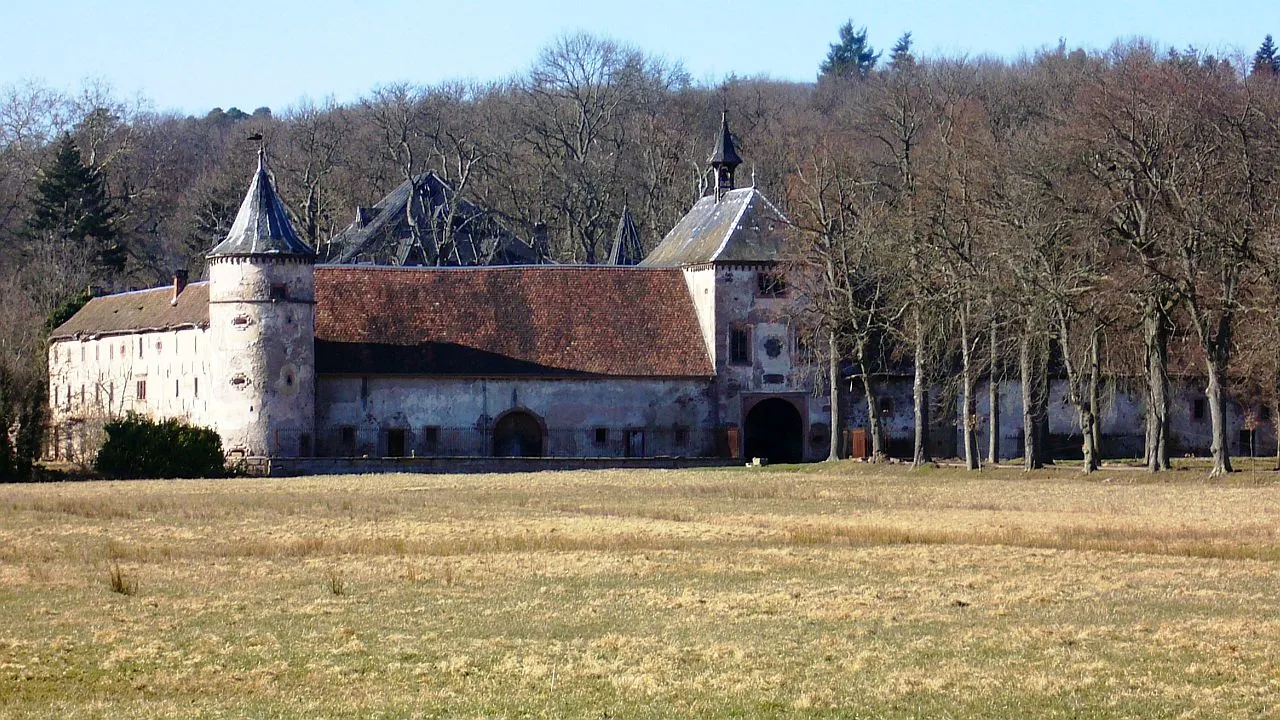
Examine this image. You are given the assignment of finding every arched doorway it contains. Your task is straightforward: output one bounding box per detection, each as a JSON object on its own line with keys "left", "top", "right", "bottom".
{"left": 744, "top": 397, "right": 804, "bottom": 464}
{"left": 493, "top": 410, "right": 544, "bottom": 457}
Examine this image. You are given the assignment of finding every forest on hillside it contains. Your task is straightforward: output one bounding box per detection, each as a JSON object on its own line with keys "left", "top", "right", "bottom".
{"left": 3, "top": 28, "right": 1280, "bottom": 478}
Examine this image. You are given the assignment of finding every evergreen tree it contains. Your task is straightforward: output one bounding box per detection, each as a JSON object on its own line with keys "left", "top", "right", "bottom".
{"left": 1253, "top": 34, "right": 1279, "bottom": 76}
{"left": 27, "top": 134, "right": 124, "bottom": 275}
{"left": 820, "top": 21, "right": 880, "bottom": 79}
{"left": 889, "top": 32, "right": 915, "bottom": 69}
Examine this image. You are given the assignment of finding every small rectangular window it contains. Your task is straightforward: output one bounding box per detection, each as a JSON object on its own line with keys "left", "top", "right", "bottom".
{"left": 878, "top": 397, "right": 893, "bottom": 417}
{"left": 175, "top": 379, "right": 180, "bottom": 397}
{"left": 594, "top": 427, "right": 608, "bottom": 446}
{"left": 270, "top": 284, "right": 288, "bottom": 301}
{"left": 1192, "top": 398, "right": 1206, "bottom": 421}
{"left": 729, "top": 327, "right": 751, "bottom": 365}
{"left": 423, "top": 426, "right": 440, "bottom": 454}
{"left": 340, "top": 426, "right": 356, "bottom": 450}
{"left": 757, "top": 272, "right": 787, "bottom": 298}
{"left": 136, "top": 380, "right": 147, "bottom": 401}
{"left": 674, "top": 426, "right": 689, "bottom": 447}
{"left": 138, "top": 338, "right": 143, "bottom": 358}
{"left": 194, "top": 377, "right": 199, "bottom": 397}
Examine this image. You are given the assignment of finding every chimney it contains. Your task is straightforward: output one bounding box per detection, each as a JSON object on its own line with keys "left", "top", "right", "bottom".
{"left": 171, "top": 269, "right": 189, "bottom": 306}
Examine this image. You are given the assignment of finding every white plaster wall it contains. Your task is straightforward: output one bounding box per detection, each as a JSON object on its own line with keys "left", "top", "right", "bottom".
{"left": 47, "top": 327, "right": 211, "bottom": 460}
{"left": 209, "top": 257, "right": 315, "bottom": 457}
{"left": 316, "top": 376, "right": 716, "bottom": 457}
{"left": 681, "top": 266, "right": 717, "bottom": 364}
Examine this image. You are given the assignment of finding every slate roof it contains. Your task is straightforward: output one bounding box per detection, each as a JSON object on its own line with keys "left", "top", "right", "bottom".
{"left": 313, "top": 265, "right": 713, "bottom": 377}
{"left": 50, "top": 283, "right": 210, "bottom": 339}
{"left": 606, "top": 207, "right": 644, "bottom": 266}
{"left": 209, "top": 152, "right": 314, "bottom": 258}
{"left": 709, "top": 111, "right": 742, "bottom": 167}
{"left": 639, "top": 188, "right": 790, "bottom": 267}
{"left": 325, "top": 172, "right": 541, "bottom": 266}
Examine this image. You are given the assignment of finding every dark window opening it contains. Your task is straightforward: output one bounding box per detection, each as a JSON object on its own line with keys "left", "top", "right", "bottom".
{"left": 1239, "top": 428, "right": 1254, "bottom": 455}
{"left": 1192, "top": 398, "right": 1206, "bottom": 421}
{"left": 299, "top": 433, "right": 312, "bottom": 457}
{"left": 270, "top": 284, "right": 288, "bottom": 301}
{"left": 340, "top": 426, "right": 356, "bottom": 451}
{"left": 757, "top": 272, "right": 787, "bottom": 297}
{"left": 594, "top": 427, "right": 609, "bottom": 446}
{"left": 878, "top": 397, "right": 893, "bottom": 417}
{"left": 194, "top": 378, "right": 199, "bottom": 397}
{"left": 136, "top": 380, "right": 147, "bottom": 401}
{"left": 387, "top": 428, "right": 407, "bottom": 457}
{"left": 175, "top": 379, "right": 180, "bottom": 397}
{"left": 625, "top": 429, "right": 645, "bottom": 458}
{"left": 1262, "top": 405, "right": 1272, "bottom": 422}
{"left": 423, "top": 426, "right": 440, "bottom": 454}
{"left": 729, "top": 327, "right": 751, "bottom": 365}
{"left": 674, "top": 426, "right": 689, "bottom": 447}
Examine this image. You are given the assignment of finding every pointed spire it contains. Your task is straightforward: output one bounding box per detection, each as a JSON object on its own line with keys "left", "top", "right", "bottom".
{"left": 208, "top": 151, "right": 314, "bottom": 258}
{"left": 708, "top": 111, "right": 742, "bottom": 167}
{"left": 607, "top": 206, "right": 644, "bottom": 266}
{"left": 708, "top": 111, "right": 741, "bottom": 199}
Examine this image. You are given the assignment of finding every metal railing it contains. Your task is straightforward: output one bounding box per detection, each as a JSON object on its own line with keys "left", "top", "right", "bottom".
{"left": 272, "top": 426, "right": 724, "bottom": 459}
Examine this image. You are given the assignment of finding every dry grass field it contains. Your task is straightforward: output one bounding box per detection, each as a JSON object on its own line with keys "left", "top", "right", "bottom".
{"left": 2, "top": 462, "right": 1279, "bottom": 719}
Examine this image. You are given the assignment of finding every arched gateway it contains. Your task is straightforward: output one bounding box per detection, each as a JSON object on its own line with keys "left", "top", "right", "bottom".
{"left": 493, "top": 410, "right": 544, "bottom": 457}
{"left": 743, "top": 397, "right": 804, "bottom": 464}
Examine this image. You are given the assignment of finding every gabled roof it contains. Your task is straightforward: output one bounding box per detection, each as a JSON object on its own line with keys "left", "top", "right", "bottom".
{"left": 313, "top": 265, "right": 713, "bottom": 377}
{"left": 208, "top": 153, "right": 314, "bottom": 258}
{"left": 606, "top": 207, "right": 644, "bottom": 266}
{"left": 50, "top": 283, "right": 209, "bottom": 339}
{"left": 639, "top": 188, "right": 790, "bottom": 267}
{"left": 325, "top": 172, "right": 541, "bottom": 266}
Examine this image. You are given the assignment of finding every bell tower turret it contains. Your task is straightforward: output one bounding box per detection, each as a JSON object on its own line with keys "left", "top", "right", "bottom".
{"left": 708, "top": 111, "right": 742, "bottom": 200}
{"left": 207, "top": 151, "right": 316, "bottom": 458}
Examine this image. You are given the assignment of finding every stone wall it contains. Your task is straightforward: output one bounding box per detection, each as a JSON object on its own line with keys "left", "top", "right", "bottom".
{"left": 314, "top": 375, "right": 718, "bottom": 458}
{"left": 47, "top": 327, "right": 211, "bottom": 461}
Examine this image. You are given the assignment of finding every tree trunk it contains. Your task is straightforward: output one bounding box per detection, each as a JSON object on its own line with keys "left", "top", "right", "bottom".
{"left": 1088, "top": 329, "right": 1103, "bottom": 463}
{"left": 827, "top": 330, "right": 840, "bottom": 462}
{"left": 1205, "top": 351, "right": 1233, "bottom": 477}
{"left": 1143, "top": 300, "right": 1172, "bottom": 472}
{"left": 1020, "top": 315, "right": 1044, "bottom": 471}
{"left": 960, "top": 305, "right": 979, "bottom": 470}
{"left": 860, "top": 365, "right": 886, "bottom": 462}
{"left": 987, "top": 319, "right": 1000, "bottom": 465}
{"left": 912, "top": 304, "right": 930, "bottom": 466}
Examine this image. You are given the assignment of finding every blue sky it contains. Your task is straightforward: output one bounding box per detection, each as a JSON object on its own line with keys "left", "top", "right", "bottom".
{"left": 2, "top": 0, "right": 1273, "bottom": 116}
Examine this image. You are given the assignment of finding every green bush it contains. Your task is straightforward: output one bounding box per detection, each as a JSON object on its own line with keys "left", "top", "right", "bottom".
{"left": 94, "top": 413, "right": 224, "bottom": 479}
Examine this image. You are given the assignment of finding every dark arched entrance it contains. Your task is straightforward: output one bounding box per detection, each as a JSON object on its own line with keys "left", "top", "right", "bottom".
{"left": 744, "top": 397, "right": 804, "bottom": 464}
{"left": 493, "top": 410, "right": 544, "bottom": 457}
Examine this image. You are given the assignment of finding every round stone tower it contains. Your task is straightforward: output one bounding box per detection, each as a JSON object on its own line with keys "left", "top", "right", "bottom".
{"left": 207, "top": 151, "right": 316, "bottom": 458}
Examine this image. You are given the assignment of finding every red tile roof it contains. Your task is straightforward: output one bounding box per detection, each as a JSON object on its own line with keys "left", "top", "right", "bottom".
{"left": 314, "top": 265, "right": 713, "bottom": 377}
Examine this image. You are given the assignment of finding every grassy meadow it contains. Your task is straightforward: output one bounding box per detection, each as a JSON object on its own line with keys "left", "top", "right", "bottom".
{"left": 1, "top": 462, "right": 1279, "bottom": 718}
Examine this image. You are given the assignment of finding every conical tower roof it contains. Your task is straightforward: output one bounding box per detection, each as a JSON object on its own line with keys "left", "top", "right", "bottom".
{"left": 708, "top": 111, "right": 742, "bottom": 168}
{"left": 208, "top": 151, "right": 314, "bottom": 258}
{"left": 607, "top": 206, "right": 644, "bottom": 266}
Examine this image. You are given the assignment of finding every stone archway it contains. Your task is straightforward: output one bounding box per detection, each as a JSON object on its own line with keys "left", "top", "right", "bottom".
{"left": 744, "top": 397, "right": 804, "bottom": 464}
{"left": 493, "top": 410, "right": 544, "bottom": 457}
